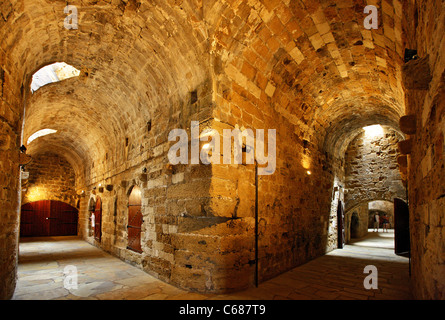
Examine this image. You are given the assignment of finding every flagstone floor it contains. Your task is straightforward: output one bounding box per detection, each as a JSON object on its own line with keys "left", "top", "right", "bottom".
{"left": 12, "top": 229, "right": 412, "bottom": 300}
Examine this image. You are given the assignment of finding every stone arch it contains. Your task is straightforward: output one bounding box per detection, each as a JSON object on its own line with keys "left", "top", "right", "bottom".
{"left": 350, "top": 211, "right": 360, "bottom": 239}
{"left": 368, "top": 200, "right": 394, "bottom": 229}
{"left": 344, "top": 199, "right": 396, "bottom": 242}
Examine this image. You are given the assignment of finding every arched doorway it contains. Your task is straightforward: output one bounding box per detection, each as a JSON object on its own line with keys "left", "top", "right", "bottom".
{"left": 350, "top": 211, "right": 360, "bottom": 238}
{"left": 94, "top": 197, "right": 102, "bottom": 242}
{"left": 20, "top": 200, "right": 78, "bottom": 237}
{"left": 88, "top": 197, "right": 95, "bottom": 237}
{"left": 127, "top": 186, "right": 142, "bottom": 253}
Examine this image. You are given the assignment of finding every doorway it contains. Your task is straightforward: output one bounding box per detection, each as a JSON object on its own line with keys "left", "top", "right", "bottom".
{"left": 20, "top": 200, "right": 78, "bottom": 237}
{"left": 337, "top": 200, "right": 345, "bottom": 249}
{"left": 127, "top": 186, "right": 142, "bottom": 253}
{"left": 394, "top": 198, "right": 410, "bottom": 256}
{"left": 94, "top": 197, "right": 102, "bottom": 242}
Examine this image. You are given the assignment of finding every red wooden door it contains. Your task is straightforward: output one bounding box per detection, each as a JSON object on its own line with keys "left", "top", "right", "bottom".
{"left": 20, "top": 200, "right": 78, "bottom": 237}
{"left": 94, "top": 197, "right": 102, "bottom": 242}
{"left": 50, "top": 201, "right": 78, "bottom": 236}
{"left": 127, "top": 186, "right": 142, "bottom": 253}
{"left": 20, "top": 200, "right": 51, "bottom": 236}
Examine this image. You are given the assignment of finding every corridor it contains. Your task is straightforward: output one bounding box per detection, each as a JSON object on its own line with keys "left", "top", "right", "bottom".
{"left": 12, "top": 231, "right": 412, "bottom": 300}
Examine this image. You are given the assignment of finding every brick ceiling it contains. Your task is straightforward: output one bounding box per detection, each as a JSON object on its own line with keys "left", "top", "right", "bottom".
{"left": 1, "top": 0, "right": 407, "bottom": 171}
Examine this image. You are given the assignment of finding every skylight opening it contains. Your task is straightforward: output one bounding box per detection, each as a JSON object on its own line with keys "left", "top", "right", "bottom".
{"left": 363, "top": 125, "right": 384, "bottom": 139}
{"left": 27, "top": 129, "right": 57, "bottom": 145}
{"left": 30, "top": 62, "right": 80, "bottom": 93}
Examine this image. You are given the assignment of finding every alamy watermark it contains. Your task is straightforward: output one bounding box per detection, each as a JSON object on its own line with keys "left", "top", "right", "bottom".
{"left": 63, "top": 265, "right": 78, "bottom": 290}
{"left": 168, "top": 121, "right": 276, "bottom": 175}
{"left": 363, "top": 265, "right": 378, "bottom": 289}
{"left": 364, "top": 5, "right": 378, "bottom": 30}
{"left": 63, "top": 4, "right": 378, "bottom": 31}
{"left": 64, "top": 5, "right": 78, "bottom": 30}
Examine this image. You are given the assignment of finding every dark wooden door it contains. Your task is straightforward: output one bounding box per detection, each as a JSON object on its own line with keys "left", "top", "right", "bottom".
{"left": 394, "top": 198, "right": 410, "bottom": 255}
{"left": 50, "top": 201, "right": 78, "bottom": 236}
{"left": 20, "top": 200, "right": 50, "bottom": 236}
{"left": 20, "top": 200, "right": 78, "bottom": 237}
{"left": 337, "top": 200, "right": 345, "bottom": 249}
{"left": 94, "top": 197, "right": 102, "bottom": 242}
{"left": 127, "top": 186, "right": 143, "bottom": 253}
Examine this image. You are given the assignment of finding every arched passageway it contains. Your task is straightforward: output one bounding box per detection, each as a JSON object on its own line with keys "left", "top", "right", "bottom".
{"left": 0, "top": 0, "right": 444, "bottom": 300}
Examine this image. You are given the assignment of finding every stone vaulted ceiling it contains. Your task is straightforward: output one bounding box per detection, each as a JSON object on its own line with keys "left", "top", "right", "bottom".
{"left": 1, "top": 0, "right": 407, "bottom": 179}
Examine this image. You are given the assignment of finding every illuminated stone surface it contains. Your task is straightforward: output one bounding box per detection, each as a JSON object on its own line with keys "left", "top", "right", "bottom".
{"left": 0, "top": 0, "right": 443, "bottom": 299}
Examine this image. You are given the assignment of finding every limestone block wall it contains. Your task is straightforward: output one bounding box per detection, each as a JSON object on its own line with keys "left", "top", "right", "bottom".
{"left": 402, "top": 0, "right": 445, "bottom": 300}
{"left": 3, "top": 0, "right": 442, "bottom": 299}
{"left": 0, "top": 121, "right": 20, "bottom": 300}
{"left": 0, "top": 20, "right": 23, "bottom": 298}
{"left": 208, "top": 54, "right": 341, "bottom": 287}
{"left": 22, "top": 152, "right": 77, "bottom": 207}
{"left": 345, "top": 126, "right": 406, "bottom": 212}
{"left": 76, "top": 80, "right": 252, "bottom": 293}
{"left": 207, "top": 117, "right": 338, "bottom": 288}
{"left": 0, "top": 79, "right": 21, "bottom": 299}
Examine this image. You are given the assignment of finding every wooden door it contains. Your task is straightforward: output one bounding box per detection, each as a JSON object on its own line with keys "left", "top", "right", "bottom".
{"left": 127, "top": 186, "right": 143, "bottom": 253}
{"left": 394, "top": 198, "right": 410, "bottom": 255}
{"left": 20, "top": 200, "right": 78, "bottom": 237}
{"left": 94, "top": 197, "right": 102, "bottom": 242}
{"left": 337, "top": 200, "right": 345, "bottom": 249}
{"left": 20, "top": 200, "right": 51, "bottom": 236}
{"left": 50, "top": 201, "right": 78, "bottom": 236}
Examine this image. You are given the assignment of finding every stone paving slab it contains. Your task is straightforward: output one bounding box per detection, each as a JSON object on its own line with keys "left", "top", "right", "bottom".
{"left": 12, "top": 232, "right": 412, "bottom": 300}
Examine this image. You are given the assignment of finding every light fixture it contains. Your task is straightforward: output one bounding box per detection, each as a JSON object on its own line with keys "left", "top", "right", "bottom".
{"left": 307, "top": 170, "right": 312, "bottom": 175}
{"left": 404, "top": 49, "right": 418, "bottom": 63}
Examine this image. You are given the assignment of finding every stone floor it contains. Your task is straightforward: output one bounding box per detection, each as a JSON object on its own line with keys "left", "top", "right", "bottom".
{"left": 12, "top": 229, "right": 412, "bottom": 300}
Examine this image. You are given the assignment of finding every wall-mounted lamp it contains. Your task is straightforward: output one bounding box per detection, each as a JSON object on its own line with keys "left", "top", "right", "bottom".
{"left": 404, "top": 49, "right": 418, "bottom": 63}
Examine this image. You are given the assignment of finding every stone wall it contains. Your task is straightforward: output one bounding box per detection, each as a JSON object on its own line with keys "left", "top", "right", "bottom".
{"left": 0, "top": 47, "right": 22, "bottom": 300}
{"left": 343, "top": 126, "right": 405, "bottom": 241}
{"left": 207, "top": 117, "right": 337, "bottom": 288}
{"left": 22, "top": 152, "right": 77, "bottom": 207}
{"left": 76, "top": 80, "right": 239, "bottom": 293}
{"left": 402, "top": 0, "right": 445, "bottom": 300}
{"left": 345, "top": 126, "right": 406, "bottom": 212}
{"left": 0, "top": 121, "right": 20, "bottom": 300}
{"left": 1, "top": 0, "right": 443, "bottom": 299}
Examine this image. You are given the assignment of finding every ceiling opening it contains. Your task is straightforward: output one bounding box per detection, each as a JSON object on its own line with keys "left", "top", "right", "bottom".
{"left": 27, "top": 129, "right": 57, "bottom": 145}
{"left": 363, "top": 125, "right": 384, "bottom": 139}
{"left": 30, "top": 62, "right": 80, "bottom": 93}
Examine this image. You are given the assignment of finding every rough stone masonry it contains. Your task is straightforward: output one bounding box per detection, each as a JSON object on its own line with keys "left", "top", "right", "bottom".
{"left": 0, "top": 0, "right": 444, "bottom": 300}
